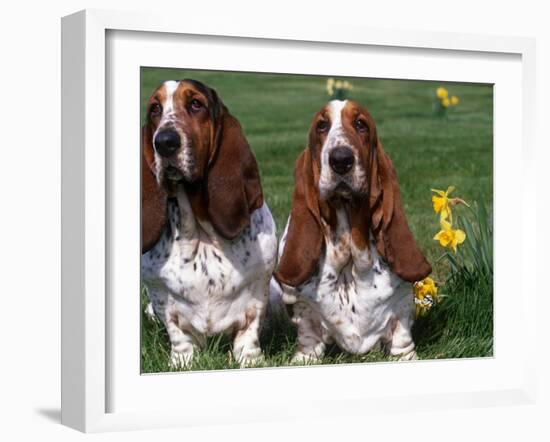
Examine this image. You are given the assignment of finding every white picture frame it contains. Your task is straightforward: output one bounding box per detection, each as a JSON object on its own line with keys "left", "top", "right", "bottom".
{"left": 61, "top": 9, "right": 537, "bottom": 433}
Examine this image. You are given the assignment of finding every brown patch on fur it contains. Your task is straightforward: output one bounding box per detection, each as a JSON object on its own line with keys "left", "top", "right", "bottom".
{"left": 275, "top": 149, "right": 324, "bottom": 287}
{"left": 234, "top": 307, "right": 258, "bottom": 339}
{"left": 141, "top": 124, "right": 167, "bottom": 253}
{"left": 350, "top": 200, "right": 369, "bottom": 250}
{"left": 183, "top": 182, "right": 209, "bottom": 223}
{"left": 371, "top": 146, "right": 432, "bottom": 281}
{"left": 346, "top": 100, "right": 431, "bottom": 281}
{"left": 169, "top": 309, "right": 181, "bottom": 329}
{"left": 205, "top": 111, "right": 263, "bottom": 239}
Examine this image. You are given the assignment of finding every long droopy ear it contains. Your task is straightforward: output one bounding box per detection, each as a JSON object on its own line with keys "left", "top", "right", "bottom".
{"left": 206, "top": 112, "right": 263, "bottom": 240}
{"left": 275, "top": 149, "right": 324, "bottom": 287}
{"left": 372, "top": 140, "right": 432, "bottom": 282}
{"left": 141, "top": 124, "right": 167, "bottom": 253}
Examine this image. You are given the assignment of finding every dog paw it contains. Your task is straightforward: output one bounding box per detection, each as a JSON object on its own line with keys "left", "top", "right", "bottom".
{"left": 401, "top": 350, "right": 418, "bottom": 361}
{"left": 240, "top": 354, "right": 265, "bottom": 368}
{"left": 169, "top": 350, "right": 193, "bottom": 369}
{"left": 389, "top": 350, "right": 418, "bottom": 361}
{"left": 234, "top": 347, "right": 264, "bottom": 368}
{"left": 291, "top": 351, "right": 322, "bottom": 365}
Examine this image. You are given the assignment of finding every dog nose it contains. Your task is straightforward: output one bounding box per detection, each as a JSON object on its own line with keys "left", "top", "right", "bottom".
{"left": 329, "top": 146, "right": 355, "bottom": 175}
{"left": 154, "top": 129, "right": 181, "bottom": 158}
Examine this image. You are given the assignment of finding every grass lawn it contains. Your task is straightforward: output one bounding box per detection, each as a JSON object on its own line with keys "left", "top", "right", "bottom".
{"left": 140, "top": 68, "right": 493, "bottom": 373}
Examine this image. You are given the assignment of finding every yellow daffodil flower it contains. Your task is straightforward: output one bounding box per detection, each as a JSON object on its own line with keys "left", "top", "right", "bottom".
{"left": 433, "top": 219, "right": 466, "bottom": 253}
{"left": 335, "top": 80, "right": 343, "bottom": 89}
{"left": 441, "top": 97, "right": 450, "bottom": 108}
{"left": 413, "top": 277, "right": 438, "bottom": 318}
{"left": 431, "top": 186, "right": 455, "bottom": 221}
{"left": 436, "top": 87, "right": 448, "bottom": 99}
{"left": 431, "top": 186, "right": 470, "bottom": 223}
{"left": 326, "top": 78, "right": 334, "bottom": 96}
{"left": 450, "top": 95, "right": 459, "bottom": 106}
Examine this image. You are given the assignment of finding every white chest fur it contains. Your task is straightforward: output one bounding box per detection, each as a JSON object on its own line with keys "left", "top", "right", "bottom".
{"left": 141, "top": 191, "right": 278, "bottom": 339}
{"left": 279, "top": 208, "right": 416, "bottom": 358}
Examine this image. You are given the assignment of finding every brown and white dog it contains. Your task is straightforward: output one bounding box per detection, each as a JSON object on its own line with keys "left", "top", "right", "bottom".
{"left": 141, "top": 79, "right": 277, "bottom": 367}
{"left": 274, "top": 99, "right": 431, "bottom": 362}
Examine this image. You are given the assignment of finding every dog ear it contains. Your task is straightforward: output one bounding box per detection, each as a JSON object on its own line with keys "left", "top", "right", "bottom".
{"left": 351, "top": 128, "right": 383, "bottom": 251}
{"left": 141, "top": 124, "right": 167, "bottom": 253}
{"left": 206, "top": 111, "right": 263, "bottom": 240}
{"left": 275, "top": 149, "right": 324, "bottom": 287}
{"left": 373, "top": 140, "right": 432, "bottom": 282}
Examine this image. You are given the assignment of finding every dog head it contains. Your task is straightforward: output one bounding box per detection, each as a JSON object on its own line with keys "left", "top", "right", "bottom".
{"left": 141, "top": 79, "right": 263, "bottom": 252}
{"left": 275, "top": 99, "right": 431, "bottom": 286}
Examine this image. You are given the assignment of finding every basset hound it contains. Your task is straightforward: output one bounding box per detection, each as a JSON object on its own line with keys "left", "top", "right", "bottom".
{"left": 274, "top": 99, "right": 432, "bottom": 362}
{"left": 141, "top": 79, "right": 278, "bottom": 367}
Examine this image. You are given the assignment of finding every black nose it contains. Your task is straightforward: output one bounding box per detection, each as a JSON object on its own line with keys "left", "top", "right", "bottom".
{"left": 154, "top": 129, "right": 181, "bottom": 158}
{"left": 329, "top": 146, "right": 355, "bottom": 175}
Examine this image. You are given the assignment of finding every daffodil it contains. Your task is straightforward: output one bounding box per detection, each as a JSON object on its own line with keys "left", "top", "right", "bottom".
{"left": 413, "top": 277, "right": 438, "bottom": 318}
{"left": 436, "top": 87, "right": 448, "bottom": 99}
{"left": 335, "top": 80, "right": 343, "bottom": 89}
{"left": 431, "top": 186, "right": 454, "bottom": 222}
{"left": 326, "top": 78, "right": 334, "bottom": 96}
{"left": 441, "top": 97, "right": 450, "bottom": 108}
{"left": 431, "top": 186, "right": 470, "bottom": 223}
{"left": 433, "top": 219, "right": 466, "bottom": 253}
{"left": 450, "top": 95, "right": 459, "bottom": 106}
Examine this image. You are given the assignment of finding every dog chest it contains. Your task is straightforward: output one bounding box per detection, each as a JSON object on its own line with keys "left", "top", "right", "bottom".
{"left": 282, "top": 210, "right": 411, "bottom": 353}
{"left": 142, "top": 200, "right": 277, "bottom": 335}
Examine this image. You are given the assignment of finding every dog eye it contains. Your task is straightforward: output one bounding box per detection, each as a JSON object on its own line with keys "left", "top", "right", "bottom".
{"left": 189, "top": 99, "right": 204, "bottom": 112}
{"left": 150, "top": 103, "right": 162, "bottom": 117}
{"left": 316, "top": 120, "right": 328, "bottom": 132}
{"left": 354, "top": 119, "right": 368, "bottom": 133}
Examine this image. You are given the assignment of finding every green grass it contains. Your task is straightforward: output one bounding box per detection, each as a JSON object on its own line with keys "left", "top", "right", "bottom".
{"left": 140, "top": 68, "right": 493, "bottom": 372}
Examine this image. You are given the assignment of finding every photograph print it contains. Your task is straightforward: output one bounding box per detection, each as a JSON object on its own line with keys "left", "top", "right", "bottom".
{"left": 140, "top": 68, "right": 493, "bottom": 373}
